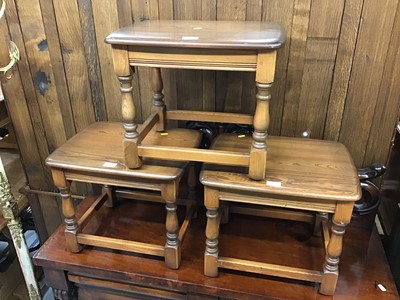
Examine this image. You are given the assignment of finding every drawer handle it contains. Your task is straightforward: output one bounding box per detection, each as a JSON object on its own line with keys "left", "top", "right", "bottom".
{"left": 0, "top": 0, "right": 5, "bottom": 20}
{"left": 0, "top": 41, "right": 20, "bottom": 79}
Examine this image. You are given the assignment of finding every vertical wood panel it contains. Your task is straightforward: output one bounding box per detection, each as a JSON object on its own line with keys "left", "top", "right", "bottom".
{"left": 158, "top": 0, "right": 176, "bottom": 117}
{"left": 77, "top": 0, "right": 107, "bottom": 122}
{"left": 201, "top": 0, "right": 217, "bottom": 112}
{"left": 216, "top": 0, "right": 246, "bottom": 113}
{"left": 16, "top": 0, "right": 67, "bottom": 152}
{"left": 174, "top": 0, "right": 204, "bottom": 114}
{"left": 241, "top": 0, "right": 262, "bottom": 116}
{"left": 339, "top": 0, "right": 398, "bottom": 166}
{"left": 295, "top": 0, "right": 345, "bottom": 138}
{"left": 262, "top": 0, "right": 294, "bottom": 135}
{"left": 53, "top": 0, "right": 96, "bottom": 132}
{"left": 39, "top": 0, "right": 76, "bottom": 140}
{"left": 6, "top": 0, "right": 50, "bottom": 177}
{"left": 1, "top": 3, "right": 53, "bottom": 241}
{"left": 92, "top": 0, "right": 138, "bottom": 122}
{"left": 324, "top": 0, "right": 364, "bottom": 141}
{"left": 280, "top": 0, "right": 311, "bottom": 137}
{"left": 131, "top": 0, "right": 159, "bottom": 120}
{"left": 364, "top": 2, "right": 400, "bottom": 165}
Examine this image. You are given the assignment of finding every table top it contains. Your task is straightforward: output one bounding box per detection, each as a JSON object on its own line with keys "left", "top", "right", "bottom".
{"left": 33, "top": 197, "right": 398, "bottom": 299}
{"left": 105, "top": 20, "right": 285, "bottom": 50}
{"left": 201, "top": 134, "right": 361, "bottom": 202}
{"left": 46, "top": 122, "right": 201, "bottom": 180}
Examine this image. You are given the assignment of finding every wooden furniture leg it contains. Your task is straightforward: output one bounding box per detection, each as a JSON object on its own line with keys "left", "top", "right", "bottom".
{"left": 320, "top": 202, "right": 353, "bottom": 295}
{"left": 249, "top": 51, "right": 276, "bottom": 180}
{"left": 313, "top": 212, "right": 329, "bottom": 236}
{"left": 103, "top": 185, "right": 116, "bottom": 208}
{"left": 151, "top": 67, "right": 166, "bottom": 131}
{"left": 204, "top": 187, "right": 220, "bottom": 277}
{"left": 51, "top": 169, "right": 82, "bottom": 253}
{"left": 112, "top": 45, "right": 141, "bottom": 168}
{"left": 162, "top": 180, "right": 180, "bottom": 269}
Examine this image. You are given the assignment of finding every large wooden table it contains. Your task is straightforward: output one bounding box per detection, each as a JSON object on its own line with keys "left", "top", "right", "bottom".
{"left": 33, "top": 196, "right": 398, "bottom": 299}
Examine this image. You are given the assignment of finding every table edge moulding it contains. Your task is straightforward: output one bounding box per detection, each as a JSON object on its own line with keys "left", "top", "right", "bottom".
{"left": 105, "top": 20, "right": 286, "bottom": 180}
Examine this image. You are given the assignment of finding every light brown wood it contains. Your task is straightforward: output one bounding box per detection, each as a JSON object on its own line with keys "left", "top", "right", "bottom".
{"left": 15, "top": 0, "right": 67, "bottom": 150}
{"left": 77, "top": 192, "right": 108, "bottom": 228}
{"left": 203, "top": 134, "right": 361, "bottom": 202}
{"left": 107, "top": 20, "right": 283, "bottom": 179}
{"left": 166, "top": 110, "right": 253, "bottom": 124}
{"left": 51, "top": 168, "right": 82, "bottom": 253}
{"left": 129, "top": 47, "right": 259, "bottom": 71}
{"left": 218, "top": 257, "right": 322, "bottom": 282}
{"left": 339, "top": 0, "right": 398, "bottom": 166}
{"left": 364, "top": 1, "right": 400, "bottom": 166}
{"left": 76, "top": 234, "right": 165, "bottom": 257}
{"left": 46, "top": 122, "right": 202, "bottom": 180}
{"left": 151, "top": 68, "right": 166, "bottom": 131}
{"left": 323, "top": 0, "right": 364, "bottom": 141}
{"left": 262, "top": 0, "right": 294, "bottom": 136}
{"left": 91, "top": 0, "right": 133, "bottom": 122}
{"left": 52, "top": 0, "right": 96, "bottom": 132}
{"left": 46, "top": 122, "right": 200, "bottom": 269}
{"left": 280, "top": 0, "right": 312, "bottom": 137}
{"left": 200, "top": 134, "right": 360, "bottom": 295}
{"left": 4, "top": 0, "right": 400, "bottom": 242}
{"left": 137, "top": 145, "right": 250, "bottom": 166}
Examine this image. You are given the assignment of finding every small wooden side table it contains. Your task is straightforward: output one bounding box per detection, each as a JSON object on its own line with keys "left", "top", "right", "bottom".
{"left": 106, "top": 20, "right": 285, "bottom": 180}
{"left": 200, "top": 134, "right": 362, "bottom": 295}
{"left": 46, "top": 122, "right": 201, "bottom": 269}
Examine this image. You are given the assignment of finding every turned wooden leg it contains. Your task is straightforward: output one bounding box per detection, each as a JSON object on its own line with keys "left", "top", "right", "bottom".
{"left": 320, "top": 202, "right": 353, "bottom": 295}
{"left": 162, "top": 180, "right": 180, "bottom": 269}
{"left": 151, "top": 67, "right": 166, "bottom": 131}
{"left": 103, "top": 185, "right": 116, "bottom": 208}
{"left": 249, "top": 51, "right": 277, "bottom": 180}
{"left": 119, "top": 72, "right": 141, "bottom": 169}
{"left": 249, "top": 82, "right": 271, "bottom": 180}
{"left": 51, "top": 169, "right": 82, "bottom": 253}
{"left": 112, "top": 45, "right": 141, "bottom": 169}
{"left": 204, "top": 187, "right": 220, "bottom": 277}
{"left": 313, "top": 212, "right": 328, "bottom": 236}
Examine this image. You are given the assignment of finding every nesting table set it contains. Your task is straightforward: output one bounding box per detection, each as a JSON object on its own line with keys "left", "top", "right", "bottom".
{"left": 45, "top": 20, "right": 361, "bottom": 296}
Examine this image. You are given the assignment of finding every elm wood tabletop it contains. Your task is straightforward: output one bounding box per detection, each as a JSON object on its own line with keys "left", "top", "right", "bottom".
{"left": 105, "top": 20, "right": 286, "bottom": 180}
{"left": 45, "top": 122, "right": 201, "bottom": 269}
{"left": 33, "top": 197, "right": 398, "bottom": 300}
{"left": 200, "top": 134, "right": 362, "bottom": 295}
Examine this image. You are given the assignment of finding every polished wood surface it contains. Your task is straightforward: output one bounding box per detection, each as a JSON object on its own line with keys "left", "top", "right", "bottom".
{"left": 201, "top": 134, "right": 361, "bottom": 295}
{"left": 33, "top": 197, "right": 398, "bottom": 299}
{"left": 46, "top": 122, "right": 202, "bottom": 180}
{"left": 46, "top": 122, "right": 201, "bottom": 268}
{"left": 105, "top": 20, "right": 285, "bottom": 49}
{"left": 2, "top": 0, "right": 400, "bottom": 242}
{"left": 202, "top": 134, "right": 361, "bottom": 201}
{"left": 108, "top": 21, "right": 283, "bottom": 180}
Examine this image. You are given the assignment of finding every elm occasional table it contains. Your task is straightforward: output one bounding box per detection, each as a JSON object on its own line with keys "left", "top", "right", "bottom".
{"left": 105, "top": 20, "right": 285, "bottom": 180}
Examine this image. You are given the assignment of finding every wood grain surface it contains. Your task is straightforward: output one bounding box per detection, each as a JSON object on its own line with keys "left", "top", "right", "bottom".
{"left": 2, "top": 0, "right": 400, "bottom": 238}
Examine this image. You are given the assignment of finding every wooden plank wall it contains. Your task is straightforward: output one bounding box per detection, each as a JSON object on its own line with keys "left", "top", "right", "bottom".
{"left": 1, "top": 0, "right": 400, "bottom": 238}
